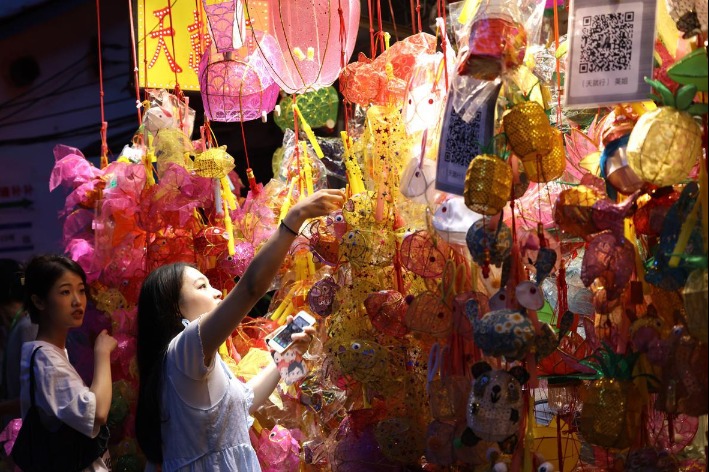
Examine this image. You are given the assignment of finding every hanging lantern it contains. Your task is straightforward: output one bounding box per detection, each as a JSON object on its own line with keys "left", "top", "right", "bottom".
{"left": 599, "top": 106, "right": 644, "bottom": 195}
{"left": 256, "top": 0, "right": 360, "bottom": 94}
{"left": 503, "top": 101, "right": 553, "bottom": 161}
{"left": 273, "top": 86, "right": 339, "bottom": 130}
{"left": 522, "top": 128, "right": 566, "bottom": 183}
{"left": 626, "top": 80, "right": 703, "bottom": 187}
{"left": 580, "top": 379, "right": 643, "bottom": 449}
{"left": 464, "top": 154, "right": 512, "bottom": 215}
{"left": 202, "top": 0, "right": 242, "bottom": 53}
{"left": 457, "top": 1, "right": 527, "bottom": 80}
{"left": 199, "top": 40, "right": 280, "bottom": 122}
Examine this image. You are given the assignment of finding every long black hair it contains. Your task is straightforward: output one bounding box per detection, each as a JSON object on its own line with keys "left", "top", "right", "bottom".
{"left": 136, "top": 262, "right": 191, "bottom": 463}
{"left": 23, "top": 254, "right": 87, "bottom": 324}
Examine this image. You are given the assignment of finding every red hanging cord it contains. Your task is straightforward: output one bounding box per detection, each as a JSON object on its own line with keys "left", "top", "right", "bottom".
{"left": 127, "top": 0, "right": 143, "bottom": 126}
{"left": 96, "top": 0, "right": 109, "bottom": 169}
{"left": 368, "top": 0, "right": 375, "bottom": 58}
{"left": 415, "top": 0, "right": 422, "bottom": 34}
{"left": 438, "top": 0, "right": 449, "bottom": 93}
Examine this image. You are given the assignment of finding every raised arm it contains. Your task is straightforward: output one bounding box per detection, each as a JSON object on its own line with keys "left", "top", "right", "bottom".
{"left": 199, "top": 188, "right": 345, "bottom": 362}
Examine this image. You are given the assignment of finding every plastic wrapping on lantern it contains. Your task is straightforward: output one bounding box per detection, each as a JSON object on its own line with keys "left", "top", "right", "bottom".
{"left": 580, "top": 232, "right": 636, "bottom": 301}
{"left": 254, "top": 425, "right": 301, "bottom": 472}
{"left": 50, "top": 145, "right": 102, "bottom": 193}
{"left": 329, "top": 409, "right": 402, "bottom": 472}
{"left": 153, "top": 128, "right": 195, "bottom": 178}
{"left": 373, "top": 417, "right": 425, "bottom": 464}
{"left": 339, "top": 228, "right": 396, "bottom": 270}
{"left": 274, "top": 130, "right": 328, "bottom": 191}
{"left": 340, "top": 33, "right": 438, "bottom": 106}
{"left": 254, "top": 0, "right": 360, "bottom": 94}
{"left": 199, "top": 38, "right": 280, "bottom": 123}
{"left": 457, "top": 0, "right": 527, "bottom": 80}
{"left": 432, "top": 196, "right": 483, "bottom": 245}
{"left": 143, "top": 89, "right": 195, "bottom": 137}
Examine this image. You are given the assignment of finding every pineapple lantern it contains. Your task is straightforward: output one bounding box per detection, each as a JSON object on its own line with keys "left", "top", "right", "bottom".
{"left": 626, "top": 79, "right": 704, "bottom": 187}
{"left": 502, "top": 100, "right": 564, "bottom": 183}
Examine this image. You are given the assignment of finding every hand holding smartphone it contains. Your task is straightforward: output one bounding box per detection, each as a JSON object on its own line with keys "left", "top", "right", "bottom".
{"left": 267, "top": 311, "right": 317, "bottom": 354}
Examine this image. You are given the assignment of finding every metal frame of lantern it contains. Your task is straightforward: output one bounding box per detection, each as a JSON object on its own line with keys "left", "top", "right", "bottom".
{"left": 199, "top": 37, "right": 280, "bottom": 122}
{"left": 245, "top": 0, "right": 361, "bottom": 94}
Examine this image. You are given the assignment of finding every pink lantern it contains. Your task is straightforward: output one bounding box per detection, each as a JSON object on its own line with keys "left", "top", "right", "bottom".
{"left": 199, "top": 39, "right": 280, "bottom": 122}
{"left": 202, "top": 0, "right": 245, "bottom": 53}
{"left": 255, "top": 0, "right": 360, "bottom": 94}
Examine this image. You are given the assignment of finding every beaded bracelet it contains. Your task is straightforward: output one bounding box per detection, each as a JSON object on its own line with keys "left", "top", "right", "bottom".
{"left": 280, "top": 219, "right": 298, "bottom": 236}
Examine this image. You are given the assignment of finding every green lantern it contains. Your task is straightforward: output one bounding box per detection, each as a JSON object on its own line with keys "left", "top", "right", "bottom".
{"left": 274, "top": 86, "right": 339, "bottom": 131}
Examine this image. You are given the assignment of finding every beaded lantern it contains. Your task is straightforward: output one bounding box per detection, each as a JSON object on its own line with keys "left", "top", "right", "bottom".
{"left": 503, "top": 101, "right": 553, "bottom": 161}
{"left": 256, "top": 0, "right": 360, "bottom": 94}
{"left": 626, "top": 80, "right": 703, "bottom": 186}
{"left": 199, "top": 40, "right": 280, "bottom": 122}
{"left": 522, "top": 127, "right": 566, "bottom": 183}
{"left": 463, "top": 154, "right": 512, "bottom": 215}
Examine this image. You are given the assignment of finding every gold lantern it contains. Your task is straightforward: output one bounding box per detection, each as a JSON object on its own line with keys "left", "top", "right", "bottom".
{"left": 503, "top": 101, "right": 553, "bottom": 161}
{"left": 626, "top": 80, "right": 703, "bottom": 187}
{"left": 522, "top": 128, "right": 566, "bottom": 183}
{"left": 464, "top": 154, "right": 512, "bottom": 216}
{"left": 579, "top": 379, "right": 642, "bottom": 449}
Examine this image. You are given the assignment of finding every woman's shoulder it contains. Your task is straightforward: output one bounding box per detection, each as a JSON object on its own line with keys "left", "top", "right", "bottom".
{"left": 22, "top": 341, "right": 68, "bottom": 366}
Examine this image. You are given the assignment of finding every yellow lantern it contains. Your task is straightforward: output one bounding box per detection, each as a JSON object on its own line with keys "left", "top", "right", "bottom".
{"left": 463, "top": 154, "right": 512, "bottom": 216}
{"left": 503, "top": 101, "right": 553, "bottom": 161}
{"left": 626, "top": 80, "right": 703, "bottom": 187}
{"left": 522, "top": 128, "right": 566, "bottom": 183}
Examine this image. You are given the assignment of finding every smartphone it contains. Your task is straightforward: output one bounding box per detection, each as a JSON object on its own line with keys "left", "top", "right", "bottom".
{"left": 267, "top": 311, "right": 317, "bottom": 354}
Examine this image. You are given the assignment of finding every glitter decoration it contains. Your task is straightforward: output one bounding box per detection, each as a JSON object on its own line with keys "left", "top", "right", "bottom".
{"left": 522, "top": 128, "right": 566, "bottom": 183}
{"left": 503, "top": 101, "right": 553, "bottom": 161}
{"left": 463, "top": 154, "right": 512, "bottom": 216}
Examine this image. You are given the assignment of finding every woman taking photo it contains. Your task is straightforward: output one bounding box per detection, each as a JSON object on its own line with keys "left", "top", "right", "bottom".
{"left": 136, "top": 188, "right": 345, "bottom": 471}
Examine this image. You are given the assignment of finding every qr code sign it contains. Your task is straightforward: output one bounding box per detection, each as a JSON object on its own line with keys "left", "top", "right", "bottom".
{"left": 579, "top": 12, "right": 634, "bottom": 73}
{"left": 443, "top": 110, "right": 482, "bottom": 167}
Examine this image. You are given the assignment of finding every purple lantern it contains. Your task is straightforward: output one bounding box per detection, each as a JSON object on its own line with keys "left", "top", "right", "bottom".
{"left": 202, "top": 0, "right": 244, "bottom": 53}
{"left": 199, "top": 38, "right": 280, "bottom": 122}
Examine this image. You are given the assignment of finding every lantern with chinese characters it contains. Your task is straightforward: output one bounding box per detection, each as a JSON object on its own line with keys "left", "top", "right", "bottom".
{"left": 464, "top": 154, "right": 512, "bottom": 216}
{"left": 626, "top": 80, "right": 703, "bottom": 186}
{"left": 256, "top": 0, "right": 360, "bottom": 94}
{"left": 199, "top": 39, "right": 280, "bottom": 122}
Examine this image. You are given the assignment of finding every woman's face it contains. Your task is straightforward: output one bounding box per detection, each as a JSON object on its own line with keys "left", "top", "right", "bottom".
{"left": 178, "top": 266, "right": 222, "bottom": 321}
{"left": 33, "top": 271, "right": 87, "bottom": 329}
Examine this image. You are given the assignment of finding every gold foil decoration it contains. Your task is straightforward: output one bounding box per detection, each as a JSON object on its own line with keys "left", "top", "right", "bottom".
{"left": 464, "top": 154, "right": 512, "bottom": 216}
{"left": 579, "top": 379, "right": 642, "bottom": 449}
{"left": 626, "top": 107, "right": 702, "bottom": 187}
{"left": 502, "top": 101, "right": 553, "bottom": 161}
{"left": 522, "top": 128, "right": 566, "bottom": 183}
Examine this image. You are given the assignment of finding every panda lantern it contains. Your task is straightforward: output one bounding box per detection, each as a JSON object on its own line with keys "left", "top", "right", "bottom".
{"left": 461, "top": 361, "right": 529, "bottom": 454}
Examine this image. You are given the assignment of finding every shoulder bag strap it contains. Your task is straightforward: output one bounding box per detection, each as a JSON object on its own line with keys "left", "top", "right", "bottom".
{"left": 28, "top": 346, "right": 42, "bottom": 409}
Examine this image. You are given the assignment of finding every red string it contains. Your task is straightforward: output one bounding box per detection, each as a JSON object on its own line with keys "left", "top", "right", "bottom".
{"left": 95, "top": 0, "right": 108, "bottom": 169}
{"left": 337, "top": 0, "right": 347, "bottom": 69}
{"left": 368, "top": 0, "right": 375, "bottom": 58}
{"left": 127, "top": 0, "right": 143, "bottom": 126}
{"left": 415, "top": 0, "right": 422, "bottom": 34}
{"left": 438, "top": 0, "right": 449, "bottom": 93}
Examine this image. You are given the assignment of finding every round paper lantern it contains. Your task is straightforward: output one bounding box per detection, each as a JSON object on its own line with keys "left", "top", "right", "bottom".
{"left": 257, "top": 0, "right": 360, "bottom": 94}
{"left": 199, "top": 41, "right": 280, "bottom": 122}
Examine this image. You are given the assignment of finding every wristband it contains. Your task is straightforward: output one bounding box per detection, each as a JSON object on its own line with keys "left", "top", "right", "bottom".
{"left": 280, "top": 219, "right": 299, "bottom": 236}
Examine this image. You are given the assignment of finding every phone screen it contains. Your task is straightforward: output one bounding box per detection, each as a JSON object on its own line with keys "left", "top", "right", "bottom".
{"left": 271, "top": 316, "right": 311, "bottom": 350}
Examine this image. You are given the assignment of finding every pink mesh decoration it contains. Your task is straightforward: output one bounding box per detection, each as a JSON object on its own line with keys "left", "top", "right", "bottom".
{"left": 202, "top": 0, "right": 240, "bottom": 53}
{"left": 399, "top": 230, "right": 448, "bottom": 278}
{"left": 255, "top": 0, "right": 360, "bottom": 94}
{"left": 199, "top": 40, "right": 280, "bottom": 122}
